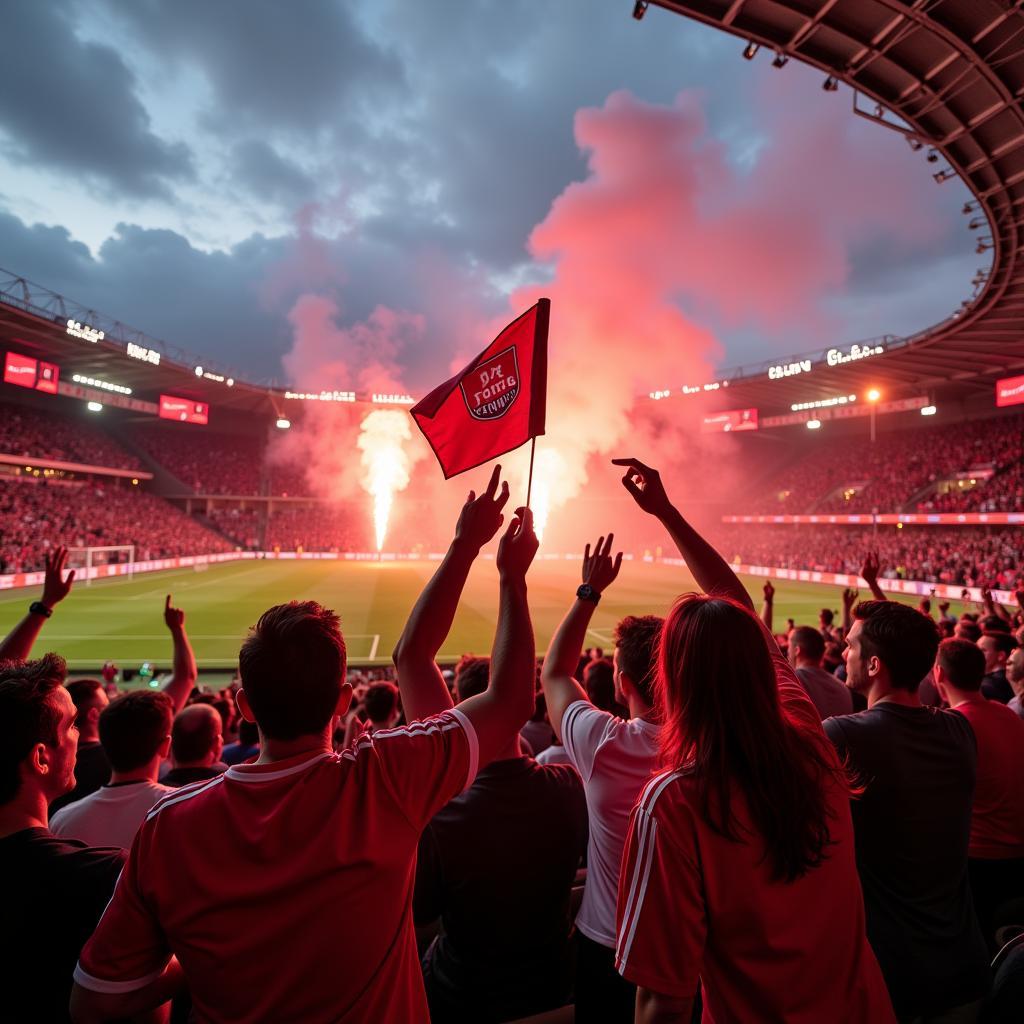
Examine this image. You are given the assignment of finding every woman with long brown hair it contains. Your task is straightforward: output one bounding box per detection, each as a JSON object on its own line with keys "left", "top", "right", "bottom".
{"left": 610, "top": 458, "right": 894, "bottom": 1024}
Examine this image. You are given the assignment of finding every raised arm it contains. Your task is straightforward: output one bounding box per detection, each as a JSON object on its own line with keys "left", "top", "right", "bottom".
{"left": 161, "top": 595, "right": 197, "bottom": 714}
{"left": 760, "top": 580, "right": 775, "bottom": 633}
{"left": 392, "top": 464, "right": 509, "bottom": 721}
{"left": 841, "top": 586, "right": 859, "bottom": 632}
{"left": 611, "top": 457, "right": 752, "bottom": 611}
{"left": 860, "top": 551, "right": 886, "bottom": 602}
{"left": 455, "top": 507, "right": 538, "bottom": 770}
{"left": 0, "top": 546, "right": 76, "bottom": 662}
{"left": 542, "top": 534, "right": 624, "bottom": 742}
{"left": 981, "top": 586, "right": 1013, "bottom": 625}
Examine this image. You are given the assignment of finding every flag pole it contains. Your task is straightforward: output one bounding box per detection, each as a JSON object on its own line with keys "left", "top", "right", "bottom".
{"left": 526, "top": 436, "right": 536, "bottom": 509}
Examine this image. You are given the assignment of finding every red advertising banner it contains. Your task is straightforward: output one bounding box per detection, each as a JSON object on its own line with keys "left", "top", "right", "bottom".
{"left": 159, "top": 395, "right": 209, "bottom": 425}
{"left": 4, "top": 351, "right": 38, "bottom": 389}
{"left": 4, "top": 352, "right": 60, "bottom": 393}
{"left": 722, "top": 512, "right": 1024, "bottom": 526}
{"left": 996, "top": 374, "right": 1024, "bottom": 408}
{"left": 701, "top": 408, "right": 758, "bottom": 433}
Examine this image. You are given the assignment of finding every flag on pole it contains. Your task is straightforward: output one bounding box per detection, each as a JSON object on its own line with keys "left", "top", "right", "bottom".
{"left": 411, "top": 298, "right": 549, "bottom": 479}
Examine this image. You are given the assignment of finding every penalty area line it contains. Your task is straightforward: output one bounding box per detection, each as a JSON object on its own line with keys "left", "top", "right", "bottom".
{"left": 368, "top": 634, "right": 381, "bottom": 660}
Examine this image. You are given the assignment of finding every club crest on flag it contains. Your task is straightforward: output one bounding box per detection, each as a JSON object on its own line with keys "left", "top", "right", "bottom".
{"left": 460, "top": 346, "right": 520, "bottom": 421}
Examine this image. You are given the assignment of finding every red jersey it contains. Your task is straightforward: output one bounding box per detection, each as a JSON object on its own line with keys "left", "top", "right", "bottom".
{"left": 954, "top": 699, "right": 1024, "bottom": 859}
{"left": 615, "top": 657, "right": 895, "bottom": 1023}
{"left": 75, "top": 709, "right": 478, "bottom": 1023}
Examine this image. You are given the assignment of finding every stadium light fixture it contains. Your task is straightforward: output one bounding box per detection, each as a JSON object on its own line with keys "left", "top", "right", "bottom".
{"left": 195, "top": 366, "right": 204, "bottom": 377}
{"left": 772, "top": 52, "right": 788, "bottom": 68}
{"left": 921, "top": 405, "right": 937, "bottom": 416}
{"left": 743, "top": 41, "right": 759, "bottom": 60}
{"left": 867, "top": 388, "right": 881, "bottom": 403}
{"left": 926, "top": 149, "right": 939, "bottom": 163}
{"left": 806, "top": 419, "right": 822, "bottom": 430}
{"left": 933, "top": 168, "right": 955, "bottom": 183}
{"left": 276, "top": 418, "right": 291, "bottom": 430}
{"left": 907, "top": 137, "right": 923, "bottom": 152}
{"left": 226, "top": 378, "right": 235, "bottom": 387}
{"left": 823, "top": 76, "right": 839, "bottom": 92}
{"left": 86, "top": 401, "right": 103, "bottom": 413}
{"left": 632, "top": 1, "right": 647, "bottom": 19}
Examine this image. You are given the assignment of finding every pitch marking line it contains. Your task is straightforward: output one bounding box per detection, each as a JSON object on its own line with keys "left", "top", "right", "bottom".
{"left": 367, "top": 634, "right": 381, "bottom": 660}
{"left": 587, "top": 628, "right": 614, "bottom": 645}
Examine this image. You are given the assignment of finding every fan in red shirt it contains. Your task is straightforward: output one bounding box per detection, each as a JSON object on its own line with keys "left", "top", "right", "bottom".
{"left": 610, "top": 458, "right": 894, "bottom": 1024}
{"left": 68, "top": 485, "right": 540, "bottom": 1024}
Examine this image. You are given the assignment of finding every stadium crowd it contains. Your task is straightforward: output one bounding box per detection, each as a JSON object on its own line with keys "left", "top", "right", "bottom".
{"left": 2, "top": 460, "right": 1023, "bottom": 1024}
{"left": 717, "top": 524, "right": 1024, "bottom": 590}
{"left": 0, "top": 399, "right": 142, "bottom": 472}
{"left": 756, "top": 415, "right": 1023, "bottom": 514}
{"left": 0, "top": 477, "right": 232, "bottom": 574}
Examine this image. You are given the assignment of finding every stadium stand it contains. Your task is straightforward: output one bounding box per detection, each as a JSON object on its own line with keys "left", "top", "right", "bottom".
{"left": 0, "top": 477, "right": 232, "bottom": 574}
{"left": 0, "top": 399, "right": 142, "bottom": 472}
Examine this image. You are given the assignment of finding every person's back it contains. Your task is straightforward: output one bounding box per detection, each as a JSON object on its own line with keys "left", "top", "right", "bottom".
{"left": 51, "top": 690, "right": 174, "bottom": 848}
{"left": 416, "top": 756, "right": 587, "bottom": 1021}
{"left": 789, "top": 625, "right": 853, "bottom": 720}
{"left": 825, "top": 603, "right": 990, "bottom": 1018}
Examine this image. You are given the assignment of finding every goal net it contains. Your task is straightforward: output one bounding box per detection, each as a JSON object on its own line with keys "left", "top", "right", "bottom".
{"left": 68, "top": 545, "right": 136, "bottom": 586}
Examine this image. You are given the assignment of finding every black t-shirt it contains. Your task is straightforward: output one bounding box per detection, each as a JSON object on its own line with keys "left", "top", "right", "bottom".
{"left": 415, "top": 756, "right": 588, "bottom": 1022}
{"left": 824, "top": 705, "right": 990, "bottom": 1017}
{"left": 0, "top": 828, "right": 125, "bottom": 1022}
{"left": 982, "top": 670, "right": 1013, "bottom": 704}
{"left": 50, "top": 742, "right": 111, "bottom": 815}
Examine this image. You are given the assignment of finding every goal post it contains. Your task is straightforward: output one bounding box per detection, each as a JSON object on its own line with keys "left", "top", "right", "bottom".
{"left": 68, "top": 545, "right": 136, "bottom": 586}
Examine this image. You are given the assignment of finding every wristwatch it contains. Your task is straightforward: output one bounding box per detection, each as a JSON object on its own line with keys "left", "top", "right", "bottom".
{"left": 29, "top": 601, "right": 53, "bottom": 618}
{"left": 576, "top": 584, "right": 601, "bottom": 604}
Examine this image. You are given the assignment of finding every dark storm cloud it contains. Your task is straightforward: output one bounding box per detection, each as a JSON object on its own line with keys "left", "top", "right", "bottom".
{"left": 101, "top": 0, "right": 405, "bottom": 135}
{"left": 0, "top": 2, "right": 193, "bottom": 199}
{"left": 230, "top": 141, "right": 316, "bottom": 205}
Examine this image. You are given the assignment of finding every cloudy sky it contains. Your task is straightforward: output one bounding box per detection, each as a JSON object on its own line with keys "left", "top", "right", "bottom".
{"left": 0, "top": 0, "right": 981, "bottom": 389}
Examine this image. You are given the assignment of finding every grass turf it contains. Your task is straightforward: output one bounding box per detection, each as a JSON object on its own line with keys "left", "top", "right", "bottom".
{"left": 0, "top": 557, "right": 971, "bottom": 673}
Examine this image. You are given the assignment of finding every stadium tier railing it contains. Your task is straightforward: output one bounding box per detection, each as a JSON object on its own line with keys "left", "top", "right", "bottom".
{"left": 1, "top": 549, "right": 1016, "bottom": 608}
{"left": 723, "top": 513, "right": 1024, "bottom": 526}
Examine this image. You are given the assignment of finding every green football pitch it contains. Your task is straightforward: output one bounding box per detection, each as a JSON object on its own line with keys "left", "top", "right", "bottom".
{"left": 0, "top": 557, "right": 969, "bottom": 673}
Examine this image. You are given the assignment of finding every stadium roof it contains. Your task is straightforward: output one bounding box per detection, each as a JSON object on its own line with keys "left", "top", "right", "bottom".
{"left": 642, "top": 0, "right": 1024, "bottom": 416}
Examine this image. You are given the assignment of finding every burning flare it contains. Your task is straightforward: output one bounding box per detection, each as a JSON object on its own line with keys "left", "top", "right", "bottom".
{"left": 358, "top": 410, "right": 414, "bottom": 552}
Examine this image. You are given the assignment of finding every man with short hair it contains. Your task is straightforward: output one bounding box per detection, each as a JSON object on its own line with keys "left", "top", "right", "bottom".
{"left": 825, "top": 601, "right": 989, "bottom": 1022}
{"left": 51, "top": 690, "right": 175, "bottom": 848}
{"left": 934, "top": 638, "right": 1024, "bottom": 945}
{"left": 50, "top": 678, "right": 110, "bottom": 814}
{"left": 364, "top": 680, "right": 401, "bottom": 730}
{"left": 0, "top": 654, "right": 130, "bottom": 1022}
{"left": 162, "top": 704, "right": 226, "bottom": 787}
{"left": 787, "top": 625, "right": 853, "bottom": 720}
{"left": 978, "top": 631, "right": 1016, "bottom": 703}
{"left": 542, "top": 535, "right": 662, "bottom": 1023}
{"left": 393, "top": 472, "right": 587, "bottom": 1021}
{"left": 70, "top": 493, "right": 540, "bottom": 1024}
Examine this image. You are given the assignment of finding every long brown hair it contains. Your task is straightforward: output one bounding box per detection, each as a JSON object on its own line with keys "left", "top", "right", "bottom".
{"left": 657, "top": 594, "right": 846, "bottom": 882}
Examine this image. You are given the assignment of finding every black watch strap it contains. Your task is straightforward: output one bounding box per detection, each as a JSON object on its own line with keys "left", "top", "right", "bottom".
{"left": 29, "top": 601, "right": 53, "bottom": 618}
{"left": 576, "top": 584, "right": 601, "bottom": 605}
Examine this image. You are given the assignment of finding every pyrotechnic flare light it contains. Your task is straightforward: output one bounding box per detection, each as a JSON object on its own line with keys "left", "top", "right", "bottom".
{"left": 358, "top": 409, "right": 413, "bottom": 553}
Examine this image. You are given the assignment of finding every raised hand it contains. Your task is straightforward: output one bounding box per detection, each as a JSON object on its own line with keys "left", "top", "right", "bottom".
{"left": 455, "top": 463, "right": 510, "bottom": 550}
{"left": 763, "top": 580, "right": 775, "bottom": 602}
{"left": 164, "top": 594, "right": 186, "bottom": 632}
{"left": 861, "top": 551, "right": 881, "bottom": 586}
{"left": 611, "top": 457, "right": 673, "bottom": 519}
{"left": 582, "top": 534, "right": 624, "bottom": 595}
{"left": 496, "top": 507, "right": 539, "bottom": 581}
{"left": 842, "top": 587, "right": 859, "bottom": 609}
{"left": 41, "top": 545, "right": 76, "bottom": 609}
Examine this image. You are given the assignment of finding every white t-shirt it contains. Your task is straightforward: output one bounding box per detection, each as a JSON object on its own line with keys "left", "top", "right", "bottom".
{"left": 561, "top": 700, "right": 660, "bottom": 947}
{"left": 536, "top": 743, "right": 574, "bottom": 767}
{"left": 50, "top": 780, "right": 173, "bottom": 849}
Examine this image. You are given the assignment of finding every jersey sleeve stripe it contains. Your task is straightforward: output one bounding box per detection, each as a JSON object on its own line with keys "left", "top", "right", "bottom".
{"left": 145, "top": 775, "right": 225, "bottom": 819}
{"left": 73, "top": 962, "right": 168, "bottom": 994}
{"left": 610, "top": 811, "right": 659, "bottom": 970}
{"left": 447, "top": 707, "right": 479, "bottom": 791}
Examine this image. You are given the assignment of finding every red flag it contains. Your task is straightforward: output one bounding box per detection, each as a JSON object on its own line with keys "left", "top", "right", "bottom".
{"left": 411, "top": 299, "right": 549, "bottom": 479}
